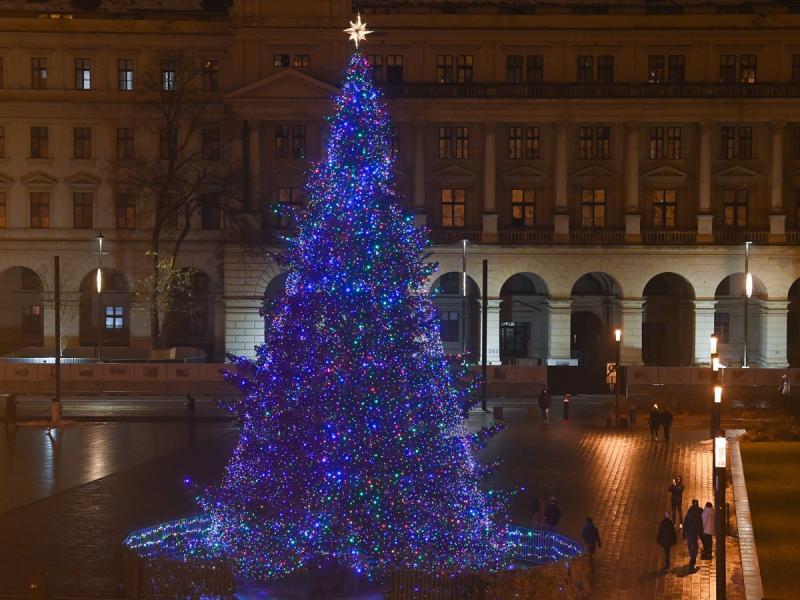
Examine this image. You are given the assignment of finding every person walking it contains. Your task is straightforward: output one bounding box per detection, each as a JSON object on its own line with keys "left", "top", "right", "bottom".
{"left": 656, "top": 512, "right": 678, "bottom": 571}
{"left": 683, "top": 499, "right": 704, "bottom": 572}
{"left": 529, "top": 496, "right": 542, "bottom": 528}
{"left": 581, "top": 517, "right": 602, "bottom": 555}
{"left": 779, "top": 372, "right": 791, "bottom": 408}
{"left": 648, "top": 404, "right": 661, "bottom": 440}
{"left": 668, "top": 475, "right": 685, "bottom": 527}
{"left": 538, "top": 386, "right": 551, "bottom": 424}
{"left": 660, "top": 407, "right": 674, "bottom": 442}
{"left": 701, "top": 501, "right": 715, "bottom": 560}
{"left": 543, "top": 496, "right": 562, "bottom": 531}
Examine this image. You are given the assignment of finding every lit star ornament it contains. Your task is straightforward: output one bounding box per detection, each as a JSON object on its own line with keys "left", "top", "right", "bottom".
{"left": 344, "top": 13, "right": 372, "bottom": 49}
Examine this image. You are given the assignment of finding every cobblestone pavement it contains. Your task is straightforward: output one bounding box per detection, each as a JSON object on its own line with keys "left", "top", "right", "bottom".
{"left": 478, "top": 397, "right": 746, "bottom": 600}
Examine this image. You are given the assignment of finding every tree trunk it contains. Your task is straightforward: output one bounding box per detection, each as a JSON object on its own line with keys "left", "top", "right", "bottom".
{"left": 149, "top": 241, "right": 162, "bottom": 349}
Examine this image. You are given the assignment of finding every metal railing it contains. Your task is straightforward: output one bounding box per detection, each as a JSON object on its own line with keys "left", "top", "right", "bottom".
{"left": 497, "top": 229, "right": 554, "bottom": 244}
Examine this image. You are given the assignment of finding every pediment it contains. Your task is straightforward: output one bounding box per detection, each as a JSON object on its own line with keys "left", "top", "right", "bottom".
{"left": 0, "top": 172, "right": 14, "bottom": 187}
{"left": 642, "top": 165, "right": 688, "bottom": 180}
{"left": 571, "top": 165, "right": 617, "bottom": 179}
{"left": 269, "top": 164, "right": 306, "bottom": 180}
{"left": 430, "top": 165, "right": 478, "bottom": 181}
{"left": 226, "top": 69, "right": 339, "bottom": 101}
{"left": 20, "top": 171, "right": 57, "bottom": 188}
{"left": 501, "top": 165, "right": 548, "bottom": 182}
{"left": 65, "top": 171, "right": 102, "bottom": 188}
{"left": 713, "top": 165, "right": 761, "bottom": 181}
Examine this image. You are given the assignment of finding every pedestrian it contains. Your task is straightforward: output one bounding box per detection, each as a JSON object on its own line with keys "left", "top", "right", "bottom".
{"left": 538, "top": 386, "right": 551, "bottom": 424}
{"left": 668, "top": 475, "right": 685, "bottom": 527}
{"left": 683, "top": 499, "right": 704, "bottom": 572}
{"left": 530, "top": 496, "right": 543, "bottom": 528}
{"left": 779, "top": 372, "right": 791, "bottom": 408}
{"left": 543, "top": 496, "right": 561, "bottom": 531}
{"left": 5, "top": 394, "right": 17, "bottom": 427}
{"left": 562, "top": 393, "right": 571, "bottom": 421}
{"left": 648, "top": 404, "right": 661, "bottom": 440}
{"left": 185, "top": 394, "right": 196, "bottom": 420}
{"left": 656, "top": 512, "right": 677, "bottom": 571}
{"left": 701, "top": 501, "right": 715, "bottom": 560}
{"left": 660, "top": 406, "right": 674, "bottom": 442}
{"left": 581, "top": 517, "right": 602, "bottom": 555}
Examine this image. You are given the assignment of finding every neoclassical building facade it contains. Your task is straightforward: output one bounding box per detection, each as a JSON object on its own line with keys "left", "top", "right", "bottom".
{"left": 2, "top": 0, "right": 800, "bottom": 380}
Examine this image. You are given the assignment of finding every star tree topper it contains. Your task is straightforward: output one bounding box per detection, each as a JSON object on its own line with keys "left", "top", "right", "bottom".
{"left": 344, "top": 13, "right": 372, "bottom": 49}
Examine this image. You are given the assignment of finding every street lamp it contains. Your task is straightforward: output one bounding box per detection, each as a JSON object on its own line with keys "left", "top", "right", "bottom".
{"left": 714, "top": 434, "right": 728, "bottom": 600}
{"left": 460, "top": 239, "right": 468, "bottom": 356}
{"left": 710, "top": 334, "right": 721, "bottom": 439}
{"left": 743, "top": 241, "right": 753, "bottom": 368}
{"left": 614, "top": 328, "right": 622, "bottom": 428}
{"left": 96, "top": 232, "right": 104, "bottom": 363}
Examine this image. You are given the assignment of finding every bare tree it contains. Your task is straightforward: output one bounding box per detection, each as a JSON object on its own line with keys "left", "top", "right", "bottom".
{"left": 114, "top": 52, "right": 239, "bottom": 349}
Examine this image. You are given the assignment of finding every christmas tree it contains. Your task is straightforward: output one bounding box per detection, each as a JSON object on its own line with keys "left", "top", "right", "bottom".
{"left": 201, "top": 49, "right": 508, "bottom": 580}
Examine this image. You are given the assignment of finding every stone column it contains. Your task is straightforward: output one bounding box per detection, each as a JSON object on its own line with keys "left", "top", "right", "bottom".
{"left": 697, "top": 122, "right": 713, "bottom": 242}
{"left": 693, "top": 299, "right": 717, "bottom": 365}
{"left": 248, "top": 121, "right": 261, "bottom": 210}
{"left": 624, "top": 122, "right": 641, "bottom": 242}
{"left": 770, "top": 122, "right": 786, "bottom": 242}
{"left": 482, "top": 124, "right": 498, "bottom": 242}
{"left": 547, "top": 298, "right": 572, "bottom": 363}
{"left": 554, "top": 123, "right": 570, "bottom": 242}
{"left": 480, "top": 298, "right": 502, "bottom": 365}
{"left": 619, "top": 298, "right": 644, "bottom": 365}
{"left": 761, "top": 299, "right": 789, "bottom": 368}
{"left": 413, "top": 121, "right": 426, "bottom": 226}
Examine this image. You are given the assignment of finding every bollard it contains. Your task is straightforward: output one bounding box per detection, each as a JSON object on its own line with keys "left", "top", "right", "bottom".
{"left": 628, "top": 405, "right": 637, "bottom": 426}
{"left": 562, "top": 394, "right": 571, "bottom": 420}
{"left": 493, "top": 406, "right": 504, "bottom": 421}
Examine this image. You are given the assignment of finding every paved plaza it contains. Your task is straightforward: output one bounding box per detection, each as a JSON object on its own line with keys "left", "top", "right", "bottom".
{"left": 0, "top": 395, "right": 747, "bottom": 598}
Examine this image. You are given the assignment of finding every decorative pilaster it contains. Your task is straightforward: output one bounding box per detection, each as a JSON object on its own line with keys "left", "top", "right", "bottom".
{"left": 619, "top": 298, "right": 644, "bottom": 365}
{"left": 482, "top": 124, "right": 498, "bottom": 242}
{"left": 554, "top": 123, "right": 569, "bottom": 243}
{"left": 625, "top": 122, "right": 641, "bottom": 243}
{"left": 481, "top": 299, "right": 502, "bottom": 365}
{"left": 697, "top": 122, "right": 713, "bottom": 243}
{"left": 547, "top": 298, "right": 573, "bottom": 363}
{"left": 770, "top": 122, "right": 786, "bottom": 243}
{"left": 693, "top": 299, "right": 717, "bottom": 365}
{"left": 413, "top": 121, "right": 426, "bottom": 226}
{"left": 248, "top": 121, "right": 261, "bottom": 210}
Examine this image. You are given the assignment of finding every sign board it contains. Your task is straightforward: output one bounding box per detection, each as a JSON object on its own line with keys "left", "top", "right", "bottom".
{"left": 606, "top": 362, "right": 617, "bottom": 385}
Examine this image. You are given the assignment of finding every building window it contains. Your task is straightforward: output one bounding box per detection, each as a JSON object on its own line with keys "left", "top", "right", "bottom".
{"left": 456, "top": 55, "right": 473, "bottom": 84}
{"left": 720, "top": 55, "right": 737, "bottom": 83}
{"left": 436, "top": 55, "right": 454, "bottom": 84}
{"left": 440, "top": 188, "right": 466, "bottom": 228}
{"left": 275, "top": 187, "right": 301, "bottom": 228}
{"left": 74, "top": 58, "right": 91, "bottom": 90}
{"left": 578, "top": 126, "right": 593, "bottom": 159}
{"left": 31, "top": 57, "right": 47, "bottom": 89}
{"left": 597, "top": 55, "right": 614, "bottom": 83}
{"left": 0, "top": 191, "right": 6, "bottom": 228}
{"left": 22, "top": 305, "right": 42, "bottom": 335}
{"left": 293, "top": 54, "right": 310, "bottom": 68}
{"left": 386, "top": 55, "right": 403, "bottom": 83}
{"left": 508, "top": 126, "right": 540, "bottom": 159}
{"left": 439, "top": 126, "right": 471, "bottom": 159}
{"left": 201, "top": 128, "right": 221, "bottom": 160}
{"left": 668, "top": 55, "right": 686, "bottom": 83}
{"left": 117, "top": 127, "right": 135, "bottom": 159}
{"left": 439, "top": 310, "right": 459, "bottom": 342}
{"left": 201, "top": 195, "right": 221, "bottom": 230}
{"left": 118, "top": 58, "right": 134, "bottom": 91}
{"left": 652, "top": 189, "right": 677, "bottom": 227}
{"left": 273, "top": 54, "right": 289, "bottom": 68}
{"left": 105, "top": 306, "right": 124, "bottom": 330}
{"left": 73, "top": 192, "right": 93, "bottom": 229}
{"left": 649, "top": 126, "right": 681, "bottom": 159}
{"left": 455, "top": 126, "right": 470, "bottom": 159}
{"left": 391, "top": 126, "right": 399, "bottom": 158}
{"left": 527, "top": 55, "right": 544, "bottom": 83}
{"left": 793, "top": 55, "right": 800, "bottom": 83}
{"left": 714, "top": 313, "right": 730, "bottom": 343}
{"left": 581, "top": 188, "right": 606, "bottom": 228}
{"left": 648, "top": 55, "right": 665, "bottom": 83}
{"left": 594, "top": 126, "right": 611, "bottom": 159}
{"left": 667, "top": 126, "right": 682, "bottom": 159}
{"left": 721, "top": 126, "right": 753, "bottom": 159}
{"left": 30, "top": 126, "right": 48, "bottom": 159}
{"left": 739, "top": 54, "right": 757, "bottom": 83}
{"left": 511, "top": 188, "right": 536, "bottom": 227}
{"left": 577, "top": 55, "right": 593, "bottom": 83}
{"left": 506, "top": 55, "right": 523, "bottom": 83}
{"left": 292, "top": 124, "right": 307, "bottom": 159}
{"left": 159, "top": 129, "right": 177, "bottom": 160}
{"left": 202, "top": 59, "right": 220, "bottom": 91}
{"left": 30, "top": 191, "right": 50, "bottom": 228}
{"left": 161, "top": 59, "right": 176, "bottom": 91}
{"left": 723, "top": 189, "right": 748, "bottom": 227}
{"left": 367, "top": 54, "right": 384, "bottom": 82}
{"left": 275, "top": 125, "right": 289, "bottom": 158}
{"left": 73, "top": 127, "right": 92, "bottom": 159}
{"left": 115, "top": 193, "right": 136, "bottom": 229}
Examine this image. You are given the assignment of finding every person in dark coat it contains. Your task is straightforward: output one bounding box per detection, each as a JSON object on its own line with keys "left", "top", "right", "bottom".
{"left": 648, "top": 404, "right": 661, "bottom": 440}
{"left": 683, "top": 499, "right": 704, "bottom": 572}
{"left": 668, "top": 475, "right": 685, "bottom": 526}
{"left": 543, "top": 496, "right": 561, "bottom": 531}
{"left": 538, "top": 387, "right": 552, "bottom": 424}
{"left": 660, "top": 407, "right": 674, "bottom": 442}
{"left": 581, "top": 517, "right": 601, "bottom": 555}
{"left": 656, "top": 512, "right": 678, "bottom": 570}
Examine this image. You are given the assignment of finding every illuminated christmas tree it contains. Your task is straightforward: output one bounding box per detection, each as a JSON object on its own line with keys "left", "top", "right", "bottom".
{"left": 201, "top": 45, "right": 508, "bottom": 580}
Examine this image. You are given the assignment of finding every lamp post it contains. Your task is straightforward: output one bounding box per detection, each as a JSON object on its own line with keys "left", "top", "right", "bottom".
{"left": 743, "top": 241, "right": 753, "bottom": 368}
{"left": 715, "top": 433, "right": 728, "bottom": 600}
{"left": 614, "top": 328, "right": 622, "bottom": 428}
{"left": 461, "top": 239, "right": 468, "bottom": 357}
{"left": 96, "top": 232, "right": 104, "bottom": 363}
{"left": 711, "top": 333, "right": 720, "bottom": 439}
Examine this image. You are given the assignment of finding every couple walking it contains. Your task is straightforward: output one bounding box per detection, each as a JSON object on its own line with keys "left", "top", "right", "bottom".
{"left": 648, "top": 404, "right": 674, "bottom": 441}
